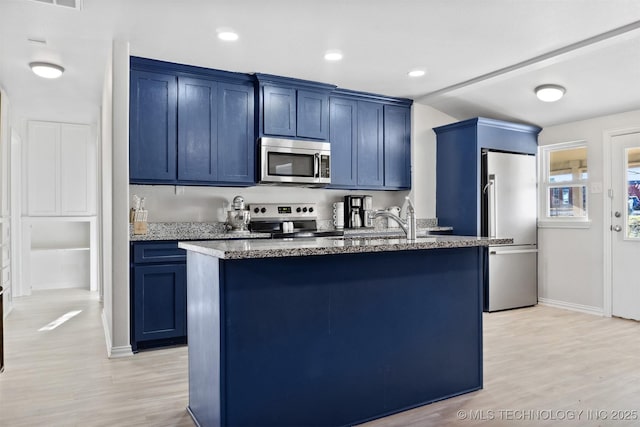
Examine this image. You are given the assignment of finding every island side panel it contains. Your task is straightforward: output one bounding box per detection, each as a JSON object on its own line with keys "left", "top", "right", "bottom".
{"left": 220, "top": 247, "right": 483, "bottom": 427}
{"left": 186, "top": 251, "right": 222, "bottom": 427}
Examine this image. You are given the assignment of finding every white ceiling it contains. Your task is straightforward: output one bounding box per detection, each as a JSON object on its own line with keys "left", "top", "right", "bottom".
{"left": 2, "top": 0, "right": 640, "bottom": 127}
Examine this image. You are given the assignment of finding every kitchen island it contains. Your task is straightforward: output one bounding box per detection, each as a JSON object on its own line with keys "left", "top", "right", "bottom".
{"left": 179, "top": 235, "right": 510, "bottom": 427}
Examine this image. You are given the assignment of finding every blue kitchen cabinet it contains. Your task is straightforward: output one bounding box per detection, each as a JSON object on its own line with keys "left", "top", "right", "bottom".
{"left": 129, "top": 69, "right": 178, "bottom": 183}
{"left": 296, "top": 89, "right": 329, "bottom": 140}
{"left": 329, "top": 97, "right": 358, "bottom": 187}
{"left": 384, "top": 105, "right": 411, "bottom": 188}
{"left": 262, "top": 85, "right": 296, "bottom": 137}
{"left": 357, "top": 101, "right": 385, "bottom": 187}
{"left": 130, "top": 57, "right": 255, "bottom": 186}
{"left": 433, "top": 117, "right": 541, "bottom": 236}
{"left": 329, "top": 90, "right": 412, "bottom": 190}
{"left": 217, "top": 82, "right": 255, "bottom": 183}
{"left": 130, "top": 241, "right": 187, "bottom": 351}
{"left": 178, "top": 77, "right": 218, "bottom": 182}
{"left": 256, "top": 74, "right": 334, "bottom": 141}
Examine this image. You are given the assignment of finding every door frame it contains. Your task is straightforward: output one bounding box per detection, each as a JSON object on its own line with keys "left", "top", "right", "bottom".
{"left": 602, "top": 127, "right": 640, "bottom": 318}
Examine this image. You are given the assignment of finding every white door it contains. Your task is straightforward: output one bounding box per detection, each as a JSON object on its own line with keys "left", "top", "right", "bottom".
{"left": 611, "top": 132, "right": 640, "bottom": 320}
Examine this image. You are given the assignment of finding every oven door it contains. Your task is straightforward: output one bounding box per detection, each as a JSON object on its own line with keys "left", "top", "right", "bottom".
{"left": 260, "top": 144, "right": 330, "bottom": 185}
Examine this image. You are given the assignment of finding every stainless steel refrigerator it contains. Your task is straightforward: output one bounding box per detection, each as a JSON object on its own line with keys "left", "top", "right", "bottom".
{"left": 481, "top": 150, "right": 538, "bottom": 312}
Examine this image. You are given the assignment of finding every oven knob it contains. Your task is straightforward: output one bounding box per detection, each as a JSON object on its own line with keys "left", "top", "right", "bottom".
{"left": 309, "top": 207, "right": 314, "bottom": 213}
{"left": 296, "top": 207, "right": 302, "bottom": 213}
{"left": 302, "top": 207, "right": 308, "bottom": 213}
{"left": 261, "top": 207, "right": 267, "bottom": 214}
{"left": 254, "top": 207, "right": 260, "bottom": 214}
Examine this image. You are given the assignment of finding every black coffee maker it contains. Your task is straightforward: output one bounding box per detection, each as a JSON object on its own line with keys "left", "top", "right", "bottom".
{"left": 344, "top": 195, "right": 364, "bottom": 228}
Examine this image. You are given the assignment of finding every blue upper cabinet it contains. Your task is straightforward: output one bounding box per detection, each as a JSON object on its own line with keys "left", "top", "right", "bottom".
{"left": 256, "top": 74, "right": 335, "bottom": 141}
{"left": 130, "top": 69, "right": 178, "bottom": 183}
{"left": 296, "top": 90, "right": 329, "bottom": 140}
{"left": 217, "top": 82, "right": 255, "bottom": 183}
{"left": 384, "top": 105, "right": 411, "bottom": 189}
{"left": 329, "top": 97, "right": 358, "bottom": 187}
{"left": 357, "top": 101, "right": 384, "bottom": 187}
{"left": 329, "top": 90, "right": 412, "bottom": 190}
{"left": 433, "top": 117, "right": 541, "bottom": 235}
{"left": 130, "top": 57, "right": 255, "bottom": 186}
{"left": 262, "top": 85, "right": 296, "bottom": 137}
{"left": 177, "top": 77, "right": 218, "bottom": 182}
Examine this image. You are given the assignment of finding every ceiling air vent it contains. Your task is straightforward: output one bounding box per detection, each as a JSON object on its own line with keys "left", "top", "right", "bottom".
{"left": 29, "top": 0, "right": 82, "bottom": 10}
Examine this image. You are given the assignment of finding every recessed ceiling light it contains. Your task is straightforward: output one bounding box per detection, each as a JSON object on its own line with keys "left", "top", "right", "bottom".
{"left": 408, "top": 69, "right": 426, "bottom": 77}
{"left": 217, "top": 30, "right": 239, "bottom": 41}
{"left": 324, "top": 50, "right": 343, "bottom": 61}
{"left": 535, "top": 84, "right": 566, "bottom": 102}
{"left": 29, "top": 62, "right": 64, "bottom": 79}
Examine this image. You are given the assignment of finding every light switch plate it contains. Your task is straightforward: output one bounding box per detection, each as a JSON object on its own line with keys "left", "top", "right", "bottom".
{"left": 590, "top": 182, "right": 603, "bottom": 194}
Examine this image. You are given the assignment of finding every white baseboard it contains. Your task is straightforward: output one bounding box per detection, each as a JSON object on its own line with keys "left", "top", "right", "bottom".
{"left": 101, "top": 308, "right": 133, "bottom": 358}
{"left": 538, "top": 297, "right": 604, "bottom": 316}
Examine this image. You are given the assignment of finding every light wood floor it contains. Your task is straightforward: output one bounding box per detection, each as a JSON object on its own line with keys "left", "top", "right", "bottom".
{"left": 1, "top": 290, "right": 639, "bottom": 426}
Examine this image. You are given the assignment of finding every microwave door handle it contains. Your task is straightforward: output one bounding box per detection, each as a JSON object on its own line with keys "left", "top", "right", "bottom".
{"left": 314, "top": 153, "right": 320, "bottom": 178}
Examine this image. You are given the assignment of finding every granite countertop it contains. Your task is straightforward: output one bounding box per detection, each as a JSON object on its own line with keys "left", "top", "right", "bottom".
{"left": 129, "top": 222, "right": 271, "bottom": 241}
{"left": 179, "top": 235, "right": 513, "bottom": 260}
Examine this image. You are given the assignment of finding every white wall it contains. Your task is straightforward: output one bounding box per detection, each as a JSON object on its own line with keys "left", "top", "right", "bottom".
{"left": 538, "top": 109, "right": 640, "bottom": 314}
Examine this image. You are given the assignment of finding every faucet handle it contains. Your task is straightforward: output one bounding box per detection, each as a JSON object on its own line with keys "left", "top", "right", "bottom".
{"left": 405, "top": 196, "right": 415, "bottom": 213}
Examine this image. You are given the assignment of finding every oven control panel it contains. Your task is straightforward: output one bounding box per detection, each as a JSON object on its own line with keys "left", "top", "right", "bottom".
{"left": 248, "top": 203, "right": 317, "bottom": 220}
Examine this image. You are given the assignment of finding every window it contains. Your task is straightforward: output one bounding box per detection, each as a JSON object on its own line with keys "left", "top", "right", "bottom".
{"left": 541, "top": 142, "right": 588, "bottom": 221}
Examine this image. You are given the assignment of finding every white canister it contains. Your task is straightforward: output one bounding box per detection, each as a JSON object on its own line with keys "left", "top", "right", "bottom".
{"left": 332, "top": 202, "right": 345, "bottom": 229}
{"left": 387, "top": 206, "right": 401, "bottom": 228}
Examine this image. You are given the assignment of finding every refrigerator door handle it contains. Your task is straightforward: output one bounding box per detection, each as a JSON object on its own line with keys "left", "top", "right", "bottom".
{"left": 489, "top": 249, "right": 538, "bottom": 255}
{"left": 487, "top": 174, "right": 496, "bottom": 237}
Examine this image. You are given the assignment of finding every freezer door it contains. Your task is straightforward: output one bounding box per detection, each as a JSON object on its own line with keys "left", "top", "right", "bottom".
{"left": 485, "top": 151, "right": 537, "bottom": 245}
{"left": 487, "top": 245, "right": 538, "bottom": 312}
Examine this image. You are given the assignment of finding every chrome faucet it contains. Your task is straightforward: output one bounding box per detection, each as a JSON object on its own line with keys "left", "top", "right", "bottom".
{"left": 367, "top": 197, "right": 417, "bottom": 241}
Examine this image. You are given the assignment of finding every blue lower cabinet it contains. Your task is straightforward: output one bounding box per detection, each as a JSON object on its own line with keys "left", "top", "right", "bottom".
{"left": 131, "top": 242, "right": 187, "bottom": 351}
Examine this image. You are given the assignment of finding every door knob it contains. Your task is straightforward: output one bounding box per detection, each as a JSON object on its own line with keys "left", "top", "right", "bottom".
{"left": 614, "top": 211, "right": 622, "bottom": 218}
{"left": 612, "top": 225, "right": 622, "bottom": 232}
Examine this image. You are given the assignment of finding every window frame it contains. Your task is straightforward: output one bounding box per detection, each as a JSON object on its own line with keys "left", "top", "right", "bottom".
{"left": 539, "top": 140, "right": 591, "bottom": 228}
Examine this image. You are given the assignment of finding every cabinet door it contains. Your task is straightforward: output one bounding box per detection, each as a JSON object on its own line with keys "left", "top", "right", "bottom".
{"left": 297, "top": 90, "right": 329, "bottom": 140}
{"left": 384, "top": 105, "right": 411, "bottom": 189}
{"left": 329, "top": 97, "right": 357, "bottom": 187}
{"left": 218, "top": 82, "right": 255, "bottom": 183}
{"left": 133, "top": 263, "right": 187, "bottom": 343}
{"left": 130, "top": 70, "right": 178, "bottom": 183}
{"left": 263, "top": 85, "right": 296, "bottom": 137}
{"left": 178, "top": 77, "right": 218, "bottom": 182}
{"left": 60, "top": 124, "right": 94, "bottom": 214}
{"left": 27, "top": 121, "right": 59, "bottom": 215}
{"left": 357, "top": 101, "right": 384, "bottom": 187}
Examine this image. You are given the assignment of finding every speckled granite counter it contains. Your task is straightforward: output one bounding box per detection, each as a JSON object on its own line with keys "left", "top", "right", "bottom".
{"left": 129, "top": 222, "right": 270, "bottom": 241}
{"left": 179, "top": 235, "right": 511, "bottom": 259}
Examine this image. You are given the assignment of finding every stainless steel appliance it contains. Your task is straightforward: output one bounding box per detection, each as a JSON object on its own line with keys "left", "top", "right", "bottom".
{"left": 362, "top": 195, "right": 374, "bottom": 228}
{"left": 481, "top": 150, "right": 538, "bottom": 311}
{"left": 344, "top": 195, "right": 364, "bottom": 228}
{"left": 225, "top": 195, "right": 251, "bottom": 234}
{"left": 249, "top": 203, "right": 343, "bottom": 238}
{"left": 259, "top": 137, "right": 331, "bottom": 186}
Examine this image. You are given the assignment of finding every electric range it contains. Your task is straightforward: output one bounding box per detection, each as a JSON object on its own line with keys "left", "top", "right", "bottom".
{"left": 248, "top": 202, "right": 344, "bottom": 239}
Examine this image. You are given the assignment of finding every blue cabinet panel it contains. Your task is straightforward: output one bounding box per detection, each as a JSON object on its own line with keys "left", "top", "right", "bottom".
{"left": 178, "top": 77, "right": 218, "bottom": 181}
{"left": 131, "top": 241, "right": 187, "bottom": 351}
{"left": 263, "top": 85, "right": 296, "bottom": 137}
{"left": 130, "top": 70, "right": 177, "bottom": 183}
{"left": 384, "top": 105, "right": 411, "bottom": 189}
{"left": 296, "top": 90, "right": 329, "bottom": 140}
{"left": 329, "top": 97, "right": 358, "bottom": 187}
{"left": 218, "top": 83, "right": 255, "bottom": 183}
{"left": 357, "top": 101, "right": 384, "bottom": 187}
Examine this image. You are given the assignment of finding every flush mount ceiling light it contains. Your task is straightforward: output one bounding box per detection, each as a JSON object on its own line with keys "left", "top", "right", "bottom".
{"left": 324, "top": 50, "right": 343, "bottom": 61}
{"left": 29, "top": 62, "right": 64, "bottom": 79}
{"left": 535, "top": 84, "right": 566, "bottom": 102}
{"left": 217, "top": 29, "right": 239, "bottom": 41}
{"left": 408, "top": 69, "right": 426, "bottom": 77}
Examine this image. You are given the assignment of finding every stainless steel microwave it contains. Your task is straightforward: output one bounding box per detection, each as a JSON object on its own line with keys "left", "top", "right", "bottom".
{"left": 259, "top": 137, "right": 331, "bottom": 186}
